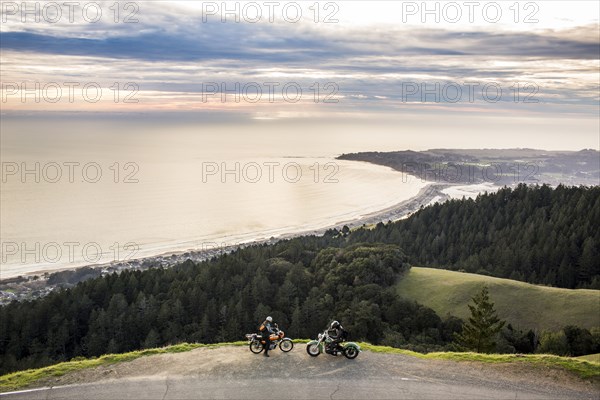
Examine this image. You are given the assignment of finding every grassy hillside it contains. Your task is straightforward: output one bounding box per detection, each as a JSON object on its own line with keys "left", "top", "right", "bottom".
{"left": 578, "top": 354, "right": 600, "bottom": 363}
{"left": 396, "top": 267, "right": 600, "bottom": 331}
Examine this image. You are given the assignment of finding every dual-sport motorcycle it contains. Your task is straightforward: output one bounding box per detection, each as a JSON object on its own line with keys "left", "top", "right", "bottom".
{"left": 306, "top": 329, "right": 360, "bottom": 359}
{"left": 246, "top": 325, "right": 294, "bottom": 354}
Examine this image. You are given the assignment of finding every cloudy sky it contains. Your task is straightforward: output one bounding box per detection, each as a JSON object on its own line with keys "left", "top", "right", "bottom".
{"left": 1, "top": 1, "right": 599, "bottom": 148}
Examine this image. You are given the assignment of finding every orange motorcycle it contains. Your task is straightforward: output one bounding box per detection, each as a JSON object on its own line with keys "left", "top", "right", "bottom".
{"left": 245, "top": 325, "right": 293, "bottom": 354}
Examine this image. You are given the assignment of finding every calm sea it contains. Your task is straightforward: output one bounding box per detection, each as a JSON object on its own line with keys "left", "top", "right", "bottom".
{"left": 1, "top": 117, "right": 428, "bottom": 278}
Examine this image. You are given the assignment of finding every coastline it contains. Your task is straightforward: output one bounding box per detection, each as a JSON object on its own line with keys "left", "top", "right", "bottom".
{"left": 0, "top": 182, "right": 451, "bottom": 303}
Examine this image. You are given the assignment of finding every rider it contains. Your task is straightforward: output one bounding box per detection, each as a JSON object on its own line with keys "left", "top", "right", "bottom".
{"left": 259, "top": 316, "right": 275, "bottom": 357}
{"left": 326, "top": 320, "right": 347, "bottom": 354}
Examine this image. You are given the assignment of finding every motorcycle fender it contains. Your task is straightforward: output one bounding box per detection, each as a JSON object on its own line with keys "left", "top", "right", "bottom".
{"left": 307, "top": 340, "right": 323, "bottom": 352}
{"left": 344, "top": 342, "right": 361, "bottom": 351}
{"left": 283, "top": 337, "right": 293, "bottom": 341}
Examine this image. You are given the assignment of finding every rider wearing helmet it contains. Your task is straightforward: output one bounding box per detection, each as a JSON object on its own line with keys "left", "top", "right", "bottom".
{"left": 326, "top": 320, "right": 347, "bottom": 354}
{"left": 259, "top": 316, "right": 274, "bottom": 357}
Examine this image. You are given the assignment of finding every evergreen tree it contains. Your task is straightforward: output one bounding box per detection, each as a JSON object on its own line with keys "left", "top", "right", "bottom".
{"left": 343, "top": 184, "right": 599, "bottom": 288}
{"left": 454, "top": 286, "right": 505, "bottom": 353}
{"left": 1, "top": 185, "right": 597, "bottom": 373}
{"left": 143, "top": 329, "right": 160, "bottom": 349}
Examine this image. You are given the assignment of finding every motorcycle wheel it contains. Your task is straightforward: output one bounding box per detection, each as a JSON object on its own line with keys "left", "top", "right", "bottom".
{"left": 306, "top": 343, "right": 320, "bottom": 357}
{"left": 279, "top": 339, "right": 293, "bottom": 352}
{"left": 249, "top": 340, "right": 263, "bottom": 354}
{"left": 343, "top": 346, "right": 359, "bottom": 359}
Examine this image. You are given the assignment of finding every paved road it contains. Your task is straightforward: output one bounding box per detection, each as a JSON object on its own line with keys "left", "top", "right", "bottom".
{"left": 1, "top": 346, "right": 597, "bottom": 399}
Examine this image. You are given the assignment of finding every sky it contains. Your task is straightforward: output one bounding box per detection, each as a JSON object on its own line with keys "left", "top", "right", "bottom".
{"left": 1, "top": 1, "right": 599, "bottom": 149}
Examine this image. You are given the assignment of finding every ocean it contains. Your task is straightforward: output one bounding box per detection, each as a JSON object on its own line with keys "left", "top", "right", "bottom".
{"left": 1, "top": 117, "right": 428, "bottom": 278}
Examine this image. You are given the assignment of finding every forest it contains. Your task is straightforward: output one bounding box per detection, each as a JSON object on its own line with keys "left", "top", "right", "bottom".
{"left": 1, "top": 184, "right": 598, "bottom": 374}
{"left": 0, "top": 243, "right": 461, "bottom": 374}
{"left": 350, "top": 184, "right": 600, "bottom": 288}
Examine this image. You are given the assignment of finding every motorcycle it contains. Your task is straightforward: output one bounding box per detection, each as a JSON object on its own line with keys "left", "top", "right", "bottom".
{"left": 306, "top": 329, "right": 360, "bottom": 359}
{"left": 245, "top": 325, "right": 294, "bottom": 354}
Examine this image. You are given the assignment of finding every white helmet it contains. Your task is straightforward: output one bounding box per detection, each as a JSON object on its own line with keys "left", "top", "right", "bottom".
{"left": 266, "top": 316, "right": 273, "bottom": 322}
{"left": 331, "top": 320, "right": 340, "bottom": 329}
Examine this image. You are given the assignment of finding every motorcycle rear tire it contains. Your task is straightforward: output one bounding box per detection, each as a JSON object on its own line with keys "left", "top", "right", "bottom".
{"left": 249, "top": 340, "right": 263, "bottom": 354}
{"left": 343, "top": 346, "right": 359, "bottom": 359}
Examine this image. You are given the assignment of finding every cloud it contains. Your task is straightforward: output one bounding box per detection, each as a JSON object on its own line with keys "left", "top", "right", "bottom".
{"left": 2, "top": 23, "right": 599, "bottom": 62}
{"left": 1, "top": 5, "right": 598, "bottom": 115}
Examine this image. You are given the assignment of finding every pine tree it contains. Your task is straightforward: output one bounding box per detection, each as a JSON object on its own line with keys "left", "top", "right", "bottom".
{"left": 143, "top": 329, "right": 160, "bottom": 349}
{"left": 454, "top": 286, "right": 505, "bottom": 353}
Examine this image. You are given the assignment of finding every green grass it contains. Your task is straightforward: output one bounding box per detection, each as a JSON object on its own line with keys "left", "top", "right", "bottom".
{"left": 2, "top": 340, "right": 599, "bottom": 392}
{"left": 0, "top": 342, "right": 246, "bottom": 393}
{"left": 358, "top": 343, "right": 600, "bottom": 380}
{"left": 396, "top": 267, "right": 600, "bottom": 331}
{"left": 578, "top": 354, "right": 600, "bottom": 363}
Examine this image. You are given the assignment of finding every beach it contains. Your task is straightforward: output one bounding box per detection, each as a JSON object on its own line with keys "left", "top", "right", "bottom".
{"left": 0, "top": 182, "right": 456, "bottom": 303}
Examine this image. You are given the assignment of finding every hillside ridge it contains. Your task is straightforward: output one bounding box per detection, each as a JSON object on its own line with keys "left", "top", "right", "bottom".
{"left": 397, "top": 267, "right": 600, "bottom": 331}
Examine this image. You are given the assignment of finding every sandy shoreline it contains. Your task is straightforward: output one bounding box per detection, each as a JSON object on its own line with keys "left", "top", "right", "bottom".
{"left": 3, "top": 182, "right": 448, "bottom": 280}
{"left": 0, "top": 182, "right": 452, "bottom": 302}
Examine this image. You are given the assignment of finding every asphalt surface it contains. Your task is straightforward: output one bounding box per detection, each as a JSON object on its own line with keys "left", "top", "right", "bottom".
{"left": 1, "top": 346, "right": 598, "bottom": 400}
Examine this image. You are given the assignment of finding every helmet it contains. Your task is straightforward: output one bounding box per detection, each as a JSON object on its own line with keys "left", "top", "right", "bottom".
{"left": 330, "top": 320, "right": 340, "bottom": 329}
{"left": 266, "top": 316, "right": 273, "bottom": 322}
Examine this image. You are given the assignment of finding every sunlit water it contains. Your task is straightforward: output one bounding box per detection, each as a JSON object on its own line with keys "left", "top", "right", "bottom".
{"left": 1, "top": 118, "right": 429, "bottom": 278}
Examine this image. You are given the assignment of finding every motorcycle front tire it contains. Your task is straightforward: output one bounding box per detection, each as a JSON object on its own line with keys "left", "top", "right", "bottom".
{"left": 306, "top": 343, "right": 320, "bottom": 357}
{"left": 279, "top": 339, "right": 294, "bottom": 352}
